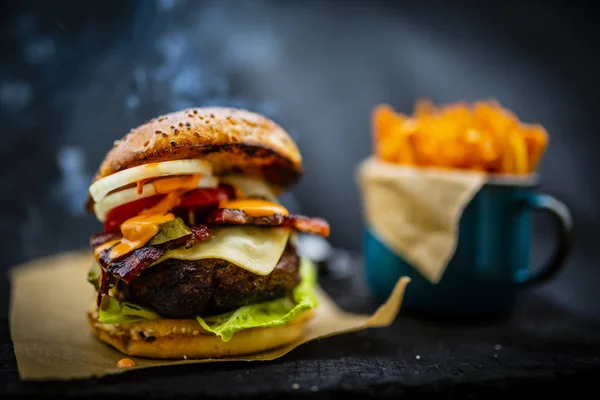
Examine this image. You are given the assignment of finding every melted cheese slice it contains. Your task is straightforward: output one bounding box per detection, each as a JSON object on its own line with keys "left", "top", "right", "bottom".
{"left": 156, "top": 226, "right": 291, "bottom": 275}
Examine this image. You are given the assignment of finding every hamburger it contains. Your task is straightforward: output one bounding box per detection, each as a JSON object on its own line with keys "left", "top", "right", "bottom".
{"left": 85, "top": 107, "right": 329, "bottom": 359}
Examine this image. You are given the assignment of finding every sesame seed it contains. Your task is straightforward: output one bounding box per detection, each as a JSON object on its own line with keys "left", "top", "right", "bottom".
{"left": 193, "top": 330, "right": 199, "bottom": 335}
{"left": 210, "top": 114, "right": 215, "bottom": 118}
{"left": 291, "top": 383, "right": 299, "bottom": 390}
{"left": 165, "top": 329, "right": 172, "bottom": 335}
{"left": 183, "top": 355, "right": 187, "bottom": 360}
{"left": 178, "top": 123, "right": 184, "bottom": 127}
{"left": 494, "top": 344, "right": 502, "bottom": 350}
{"left": 193, "top": 110, "right": 198, "bottom": 114}
{"left": 310, "top": 386, "right": 318, "bottom": 392}
{"left": 416, "top": 355, "right": 421, "bottom": 360}
{"left": 185, "top": 122, "right": 191, "bottom": 127}
{"left": 181, "top": 328, "right": 186, "bottom": 333}
{"left": 155, "top": 130, "right": 162, "bottom": 134}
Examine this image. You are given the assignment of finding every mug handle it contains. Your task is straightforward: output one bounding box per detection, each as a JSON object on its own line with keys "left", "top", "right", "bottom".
{"left": 514, "top": 193, "right": 573, "bottom": 286}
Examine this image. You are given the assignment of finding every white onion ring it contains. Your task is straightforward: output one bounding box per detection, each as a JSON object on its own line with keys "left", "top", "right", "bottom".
{"left": 89, "top": 160, "right": 213, "bottom": 202}
{"left": 93, "top": 174, "right": 219, "bottom": 222}
{"left": 219, "top": 175, "right": 278, "bottom": 202}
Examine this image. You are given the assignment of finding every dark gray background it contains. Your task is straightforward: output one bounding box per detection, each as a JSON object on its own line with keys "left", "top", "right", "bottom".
{"left": 1, "top": 0, "right": 598, "bottom": 319}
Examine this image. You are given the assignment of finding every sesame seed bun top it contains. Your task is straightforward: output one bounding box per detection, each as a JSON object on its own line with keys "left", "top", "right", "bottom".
{"left": 92, "top": 107, "right": 303, "bottom": 190}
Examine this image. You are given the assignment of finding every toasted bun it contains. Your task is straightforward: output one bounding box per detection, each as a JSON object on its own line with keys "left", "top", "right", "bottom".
{"left": 87, "top": 307, "right": 314, "bottom": 359}
{"left": 93, "top": 107, "right": 302, "bottom": 189}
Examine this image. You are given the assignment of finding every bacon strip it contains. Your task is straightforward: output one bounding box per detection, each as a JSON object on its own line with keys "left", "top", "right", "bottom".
{"left": 205, "top": 209, "right": 330, "bottom": 237}
{"left": 291, "top": 216, "right": 330, "bottom": 237}
{"left": 186, "top": 224, "right": 211, "bottom": 248}
{"left": 90, "top": 224, "right": 211, "bottom": 251}
{"left": 90, "top": 232, "right": 121, "bottom": 248}
{"left": 107, "top": 246, "right": 166, "bottom": 283}
{"left": 96, "top": 268, "right": 116, "bottom": 306}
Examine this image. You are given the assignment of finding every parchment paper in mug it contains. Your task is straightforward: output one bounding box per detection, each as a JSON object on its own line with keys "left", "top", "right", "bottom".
{"left": 357, "top": 156, "right": 486, "bottom": 283}
{"left": 9, "top": 250, "right": 410, "bottom": 381}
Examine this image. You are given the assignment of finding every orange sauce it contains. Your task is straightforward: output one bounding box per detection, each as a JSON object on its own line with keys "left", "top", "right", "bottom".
{"left": 95, "top": 175, "right": 203, "bottom": 261}
{"left": 136, "top": 179, "right": 150, "bottom": 195}
{"left": 109, "top": 213, "right": 175, "bottom": 259}
{"left": 135, "top": 174, "right": 201, "bottom": 196}
{"left": 153, "top": 174, "right": 200, "bottom": 193}
{"left": 94, "top": 239, "right": 120, "bottom": 263}
{"left": 218, "top": 199, "right": 289, "bottom": 217}
{"left": 105, "top": 192, "right": 184, "bottom": 259}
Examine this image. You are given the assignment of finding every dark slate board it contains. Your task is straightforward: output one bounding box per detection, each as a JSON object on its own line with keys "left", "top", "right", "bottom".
{"left": 2, "top": 260, "right": 600, "bottom": 399}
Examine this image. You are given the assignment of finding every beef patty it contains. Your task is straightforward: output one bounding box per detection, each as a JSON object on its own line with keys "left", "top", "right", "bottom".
{"left": 117, "top": 243, "right": 300, "bottom": 318}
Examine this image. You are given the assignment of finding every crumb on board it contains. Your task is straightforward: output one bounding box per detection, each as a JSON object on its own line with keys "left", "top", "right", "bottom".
{"left": 117, "top": 358, "right": 137, "bottom": 368}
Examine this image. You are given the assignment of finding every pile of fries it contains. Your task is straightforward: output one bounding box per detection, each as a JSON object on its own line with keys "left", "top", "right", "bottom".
{"left": 371, "top": 99, "right": 548, "bottom": 174}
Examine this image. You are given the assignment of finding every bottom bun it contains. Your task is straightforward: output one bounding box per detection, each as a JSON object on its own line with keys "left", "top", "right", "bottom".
{"left": 87, "top": 306, "right": 315, "bottom": 359}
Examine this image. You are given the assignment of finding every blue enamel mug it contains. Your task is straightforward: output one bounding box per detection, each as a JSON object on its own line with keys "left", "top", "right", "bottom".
{"left": 363, "top": 177, "right": 572, "bottom": 318}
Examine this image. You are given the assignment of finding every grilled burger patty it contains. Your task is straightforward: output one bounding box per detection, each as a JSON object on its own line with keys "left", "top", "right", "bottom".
{"left": 117, "top": 243, "right": 300, "bottom": 318}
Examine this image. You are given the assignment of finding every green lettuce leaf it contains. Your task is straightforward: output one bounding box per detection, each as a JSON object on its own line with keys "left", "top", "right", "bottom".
{"left": 98, "top": 295, "right": 162, "bottom": 324}
{"left": 87, "top": 262, "right": 101, "bottom": 290}
{"left": 196, "top": 258, "right": 318, "bottom": 342}
{"left": 95, "top": 258, "right": 318, "bottom": 342}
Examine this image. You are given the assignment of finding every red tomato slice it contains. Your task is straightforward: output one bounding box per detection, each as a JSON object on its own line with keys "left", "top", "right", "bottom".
{"left": 103, "top": 185, "right": 235, "bottom": 233}
{"left": 177, "top": 185, "right": 234, "bottom": 214}
{"left": 103, "top": 195, "right": 164, "bottom": 233}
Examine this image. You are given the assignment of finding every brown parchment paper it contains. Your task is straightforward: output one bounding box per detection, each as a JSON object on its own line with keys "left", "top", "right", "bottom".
{"left": 357, "top": 156, "right": 486, "bottom": 283}
{"left": 9, "top": 250, "right": 410, "bottom": 381}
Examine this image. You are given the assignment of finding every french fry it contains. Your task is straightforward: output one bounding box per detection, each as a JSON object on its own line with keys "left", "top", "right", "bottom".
{"left": 500, "top": 132, "right": 514, "bottom": 174}
{"left": 371, "top": 104, "right": 396, "bottom": 159}
{"left": 522, "top": 123, "right": 549, "bottom": 172}
{"left": 370, "top": 99, "right": 548, "bottom": 175}
{"left": 394, "top": 126, "right": 417, "bottom": 165}
{"left": 508, "top": 130, "right": 529, "bottom": 174}
{"left": 464, "top": 129, "right": 488, "bottom": 171}
{"left": 410, "top": 131, "right": 439, "bottom": 167}
{"left": 372, "top": 104, "right": 416, "bottom": 165}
